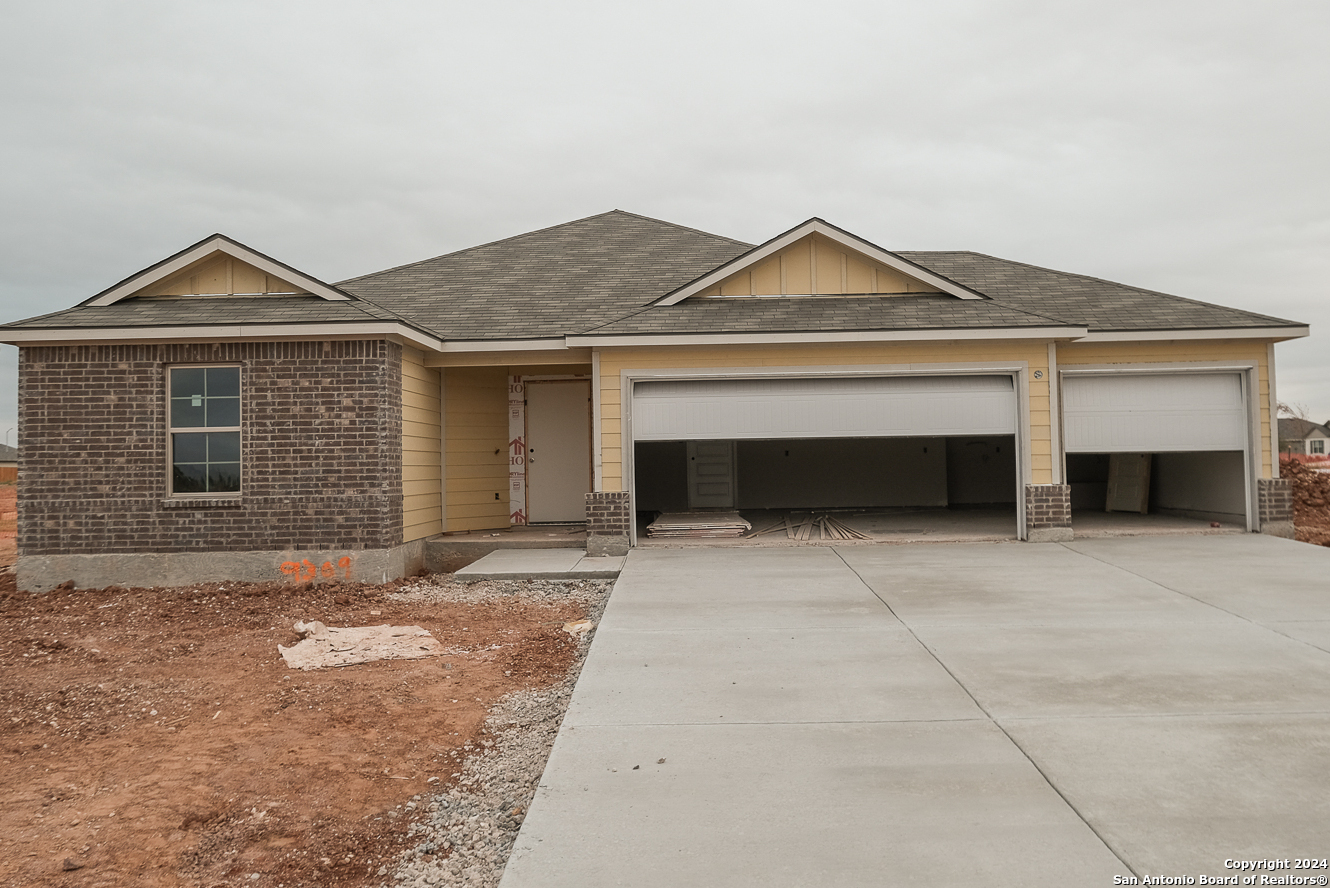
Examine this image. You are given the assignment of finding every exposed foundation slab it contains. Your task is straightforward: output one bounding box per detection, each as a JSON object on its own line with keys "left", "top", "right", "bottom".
{"left": 16, "top": 539, "right": 426, "bottom": 594}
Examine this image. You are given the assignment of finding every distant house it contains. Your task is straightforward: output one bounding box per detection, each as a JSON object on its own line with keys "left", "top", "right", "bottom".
{"left": 0, "top": 444, "right": 16, "bottom": 483}
{"left": 1279, "top": 418, "right": 1330, "bottom": 456}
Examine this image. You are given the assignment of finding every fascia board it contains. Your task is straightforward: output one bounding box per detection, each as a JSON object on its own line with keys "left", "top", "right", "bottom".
{"left": 86, "top": 235, "right": 353, "bottom": 306}
{"left": 566, "top": 326, "right": 1086, "bottom": 347}
{"left": 0, "top": 322, "right": 444, "bottom": 352}
{"left": 435, "top": 338, "right": 571, "bottom": 353}
{"left": 1077, "top": 326, "right": 1309, "bottom": 342}
{"left": 655, "top": 218, "right": 986, "bottom": 306}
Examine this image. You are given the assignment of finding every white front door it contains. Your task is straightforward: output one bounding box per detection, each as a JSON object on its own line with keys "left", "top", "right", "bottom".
{"left": 526, "top": 381, "right": 591, "bottom": 523}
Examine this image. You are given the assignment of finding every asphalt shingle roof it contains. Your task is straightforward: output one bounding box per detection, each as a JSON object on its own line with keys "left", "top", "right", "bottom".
{"left": 0, "top": 211, "right": 1306, "bottom": 340}
{"left": 339, "top": 210, "right": 750, "bottom": 340}
{"left": 582, "top": 294, "right": 1069, "bottom": 336}
{"left": 1279, "top": 418, "right": 1330, "bottom": 440}
{"left": 899, "top": 251, "right": 1299, "bottom": 332}
{"left": 6, "top": 296, "right": 401, "bottom": 329}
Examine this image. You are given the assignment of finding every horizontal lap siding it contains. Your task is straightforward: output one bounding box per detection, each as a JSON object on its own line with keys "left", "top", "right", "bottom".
{"left": 1058, "top": 340, "right": 1274, "bottom": 478}
{"left": 597, "top": 341, "right": 1053, "bottom": 490}
{"left": 443, "top": 367, "right": 509, "bottom": 531}
{"left": 402, "top": 347, "right": 442, "bottom": 542}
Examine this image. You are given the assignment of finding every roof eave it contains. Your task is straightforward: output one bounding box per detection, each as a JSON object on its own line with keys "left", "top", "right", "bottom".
{"left": 0, "top": 321, "right": 444, "bottom": 352}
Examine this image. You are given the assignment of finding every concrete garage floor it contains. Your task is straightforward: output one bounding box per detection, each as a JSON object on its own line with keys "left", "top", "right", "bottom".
{"left": 636, "top": 506, "right": 1240, "bottom": 546}
{"left": 501, "top": 536, "right": 1330, "bottom": 887}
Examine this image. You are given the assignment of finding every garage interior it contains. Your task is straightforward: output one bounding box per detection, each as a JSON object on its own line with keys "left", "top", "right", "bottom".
{"left": 1066, "top": 450, "right": 1248, "bottom": 533}
{"left": 633, "top": 435, "right": 1020, "bottom": 543}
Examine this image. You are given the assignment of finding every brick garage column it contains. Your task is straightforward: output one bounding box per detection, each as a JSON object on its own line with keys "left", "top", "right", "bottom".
{"left": 1024, "top": 483, "right": 1073, "bottom": 543}
{"left": 585, "top": 491, "right": 630, "bottom": 557}
{"left": 1257, "top": 478, "right": 1295, "bottom": 538}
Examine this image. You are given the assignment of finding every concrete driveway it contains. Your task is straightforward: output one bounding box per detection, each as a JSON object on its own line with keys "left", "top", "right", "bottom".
{"left": 500, "top": 536, "right": 1330, "bottom": 887}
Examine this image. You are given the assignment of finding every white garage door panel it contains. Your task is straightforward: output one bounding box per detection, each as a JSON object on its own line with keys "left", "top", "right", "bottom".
{"left": 1062, "top": 373, "right": 1247, "bottom": 452}
{"left": 633, "top": 376, "right": 1016, "bottom": 441}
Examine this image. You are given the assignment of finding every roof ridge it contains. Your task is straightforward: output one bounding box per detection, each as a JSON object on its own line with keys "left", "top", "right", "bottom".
{"left": 337, "top": 210, "right": 750, "bottom": 286}
{"left": 904, "top": 251, "right": 1303, "bottom": 327}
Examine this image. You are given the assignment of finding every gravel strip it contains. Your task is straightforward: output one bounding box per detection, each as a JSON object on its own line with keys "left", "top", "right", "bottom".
{"left": 381, "top": 576, "right": 612, "bottom": 888}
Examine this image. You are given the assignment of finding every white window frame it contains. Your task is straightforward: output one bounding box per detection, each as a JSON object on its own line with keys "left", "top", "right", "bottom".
{"left": 166, "top": 364, "right": 243, "bottom": 498}
{"left": 1311, "top": 438, "right": 1326, "bottom": 455}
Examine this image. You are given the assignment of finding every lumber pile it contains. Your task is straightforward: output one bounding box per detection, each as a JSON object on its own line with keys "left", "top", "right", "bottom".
{"left": 647, "top": 511, "right": 752, "bottom": 538}
{"left": 745, "top": 512, "right": 873, "bottom": 541}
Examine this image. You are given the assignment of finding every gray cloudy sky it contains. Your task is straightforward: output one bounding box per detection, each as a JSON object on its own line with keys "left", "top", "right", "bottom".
{"left": 1, "top": 0, "right": 1326, "bottom": 444}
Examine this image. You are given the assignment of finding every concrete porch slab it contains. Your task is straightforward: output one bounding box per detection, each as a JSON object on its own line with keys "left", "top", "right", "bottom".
{"left": 452, "top": 548, "right": 623, "bottom": 582}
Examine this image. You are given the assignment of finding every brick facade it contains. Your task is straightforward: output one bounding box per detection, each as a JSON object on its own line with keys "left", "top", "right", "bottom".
{"left": 1257, "top": 477, "right": 1295, "bottom": 538}
{"left": 18, "top": 340, "right": 403, "bottom": 556}
{"left": 1024, "top": 483, "right": 1073, "bottom": 542}
{"left": 585, "top": 491, "right": 631, "bottom": 557}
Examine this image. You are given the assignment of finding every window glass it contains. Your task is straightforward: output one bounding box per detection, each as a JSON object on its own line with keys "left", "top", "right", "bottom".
{"left": 169, "top": 367, "right": 241, "bottom": 495}
{"left": 1312, "top": 439, "right": 1326, "bottom": 455}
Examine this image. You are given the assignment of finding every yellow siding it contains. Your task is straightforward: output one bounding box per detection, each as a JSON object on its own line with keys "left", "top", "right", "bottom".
{"left": 146, "top": 253, "right": 305, "bottom": 297}
{"left": 702, "top": 233, "right": 943, "bottom": 296}
{"left": 1059, "top": 339, "right": 1276, "bottom": 478}
{"left": 596, "top": 340, "right": 1054, "bottom": 490}
{"left": 443, "top": 366, "right": 509, "bottom": 531}
{"left": 402, "top": 347, "right": 442, "bottom": 542}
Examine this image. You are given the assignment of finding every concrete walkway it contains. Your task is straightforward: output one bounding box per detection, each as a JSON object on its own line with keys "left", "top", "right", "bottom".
{"left": 454, "top": 548, "right": 624, "bottom": 581}
{"left": 500, "top": 536, "right": 1330, "bottom": 887}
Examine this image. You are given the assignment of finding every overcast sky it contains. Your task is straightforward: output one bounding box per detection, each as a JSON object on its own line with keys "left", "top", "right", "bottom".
{"left": 1, "top": 0, "right": 1326, "bottom": 447}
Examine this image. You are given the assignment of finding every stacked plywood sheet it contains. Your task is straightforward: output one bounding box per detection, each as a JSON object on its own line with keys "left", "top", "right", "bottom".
{"left": 646, "top": 511, "right": 752, "bottom": 538}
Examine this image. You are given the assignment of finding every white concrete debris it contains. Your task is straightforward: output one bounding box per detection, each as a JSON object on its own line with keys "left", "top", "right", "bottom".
{"left": 278, "top": 621, "right": 444, "bottom": 670}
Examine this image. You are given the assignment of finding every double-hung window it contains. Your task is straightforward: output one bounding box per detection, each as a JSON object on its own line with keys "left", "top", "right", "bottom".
{"left": 168, "top": 366, "right": 241, "bottom": 495}
{"left": 1312, "top": 439, "right": 1326, "bottom": 455}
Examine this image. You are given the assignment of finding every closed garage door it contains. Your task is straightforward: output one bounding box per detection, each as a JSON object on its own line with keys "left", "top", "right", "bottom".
{"left": 632, "top": 375, "right": 1017, "bottom": 441}
{"left": 1062, "top": 373, "right": 1248, "bottom": 453}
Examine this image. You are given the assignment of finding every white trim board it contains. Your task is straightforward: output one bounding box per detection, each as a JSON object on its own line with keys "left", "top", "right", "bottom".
{"left": 0, "top": 323, "right": 445, "bottom": 352}
{"left": 655, "top": 218, "right": 987, "bottom": 304}
{"left": 569, "top": 326, "right": 1085, "bottom": 348}
{"left": 1076, "top": 327, "right": 1307, "bottom": 342}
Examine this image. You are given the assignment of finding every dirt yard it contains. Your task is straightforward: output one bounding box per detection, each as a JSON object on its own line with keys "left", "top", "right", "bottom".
{"left": 1282, "top": 457, "right": 1330, "bottom": 547}
{"left": 0, "top": 507, "right": 595, "bottom": 888}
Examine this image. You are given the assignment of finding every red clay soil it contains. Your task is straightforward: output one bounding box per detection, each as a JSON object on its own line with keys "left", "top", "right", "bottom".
{"left": 0, "top": 559, "right": 587, "bottom": 887}
{"left": 1282, "top": 458, "right": 1330, "bottom": 548}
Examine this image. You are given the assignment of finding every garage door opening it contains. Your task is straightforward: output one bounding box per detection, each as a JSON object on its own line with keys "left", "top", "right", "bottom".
{"left": 633, "top": 434, "right": 1018, "bottom": 543}
{"left": 1066, "top": 451, "right": 1248, "bottom": 536}
{"left": 1061, "top": 370, "right": 1255, "bottom": 535}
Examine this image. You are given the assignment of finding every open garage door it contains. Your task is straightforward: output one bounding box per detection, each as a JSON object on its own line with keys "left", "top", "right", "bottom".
{"left": 632, "top": 375, "right": 1017, "bottom": 441}
{"left": 1061, "top": 371, "right": 1253, "bottom": 530}
{"left": 629, "top": 374, "right": 1024, "bottom": 541}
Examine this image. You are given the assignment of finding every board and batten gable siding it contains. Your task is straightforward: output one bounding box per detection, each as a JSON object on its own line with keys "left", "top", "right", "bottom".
{"left": 595, "top": 340, "right": 1055, "bottom": 493}
{"left": 401, "top": 346, "right": 442, "bottom": 542}
{"left": 703, "top": 233, "right": 944, "bottom": 297}
{"left": 1057, "top": 340, "right": 1275, "bottom": 478}
{"left": 442, "top": 366, "right": 510, "bottom": 531}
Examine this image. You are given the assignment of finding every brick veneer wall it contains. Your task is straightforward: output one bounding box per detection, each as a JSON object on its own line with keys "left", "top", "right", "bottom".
{"left": 585, "top": 491, "right": 630, "bottom": 557}
{"left": 18, "top": 340, "right": 403, "bottom": 555}
{"left": 1024, "top": 483, "right": 1072, "bottom": 542}
{"left": 1257, "top": 477, "right": 1295, "bottom": 537}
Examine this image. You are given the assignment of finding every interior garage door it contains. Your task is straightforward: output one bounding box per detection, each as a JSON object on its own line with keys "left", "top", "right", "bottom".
{"left": 632, "top": 375, "right": 1016, "bottom": 441}
{"left": 1062, "top": 373, "right": 1247, "bottom": 452}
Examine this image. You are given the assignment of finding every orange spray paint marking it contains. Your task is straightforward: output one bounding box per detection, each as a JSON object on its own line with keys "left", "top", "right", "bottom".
{"left": 338, "top": 556, "right": 352, "bottom": 579}
{"left": 301, "top": 559, "right": 317, "bottom": 580}
{"left": 321, "top": 561, "right": 334, "bottom": 578}
{"left": 279, "top": 561, "right": 300, "bottom": 578}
